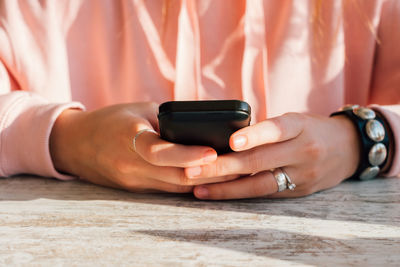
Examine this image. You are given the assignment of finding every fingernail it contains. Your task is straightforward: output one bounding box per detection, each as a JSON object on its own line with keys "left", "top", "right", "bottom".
{"left": 195, "top": 187, "right": 209, "bottom": 198}
{"left": 203, "top": 150, "right": 217, "bottom": 163}
{"left": 232, "top": 135, "right": 247, "bottom": 149}
{"left": 186, "top": 166, "right": 202, "bottom": 178}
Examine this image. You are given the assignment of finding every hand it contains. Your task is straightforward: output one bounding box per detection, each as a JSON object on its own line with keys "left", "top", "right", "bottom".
{"left": 49, "top": 102, "right": 234, "bottom": 193}
{"left": 185, "top": 113, "right": 360, "bottom": 200}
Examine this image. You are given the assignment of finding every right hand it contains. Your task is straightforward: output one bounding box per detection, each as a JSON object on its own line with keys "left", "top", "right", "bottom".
{"left": 49, "top": 102, "right": 231, "bottom": 193}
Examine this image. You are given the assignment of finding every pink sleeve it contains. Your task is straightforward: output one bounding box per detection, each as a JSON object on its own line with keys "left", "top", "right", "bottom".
{"left": 369, "top": 1, "right": 400, "bottom": 177}
{"left": 0, "top": 15, "right": 85, "bottom": 180}
{"left": 372, "top": 106, "right": 400, "bottom": 177}
{"left": 0, "top": 91, "right": 84, "bottom": 180}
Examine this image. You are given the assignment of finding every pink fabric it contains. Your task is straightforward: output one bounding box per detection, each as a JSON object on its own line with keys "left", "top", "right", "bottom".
{"left": 0, "top": 91, "right": 84, "bottom": 179}
{"left": 373, "top": 105, "right": 400, "bottom": 177}
{"left": 0, "top": 0, "right": 399, "bottom": 178}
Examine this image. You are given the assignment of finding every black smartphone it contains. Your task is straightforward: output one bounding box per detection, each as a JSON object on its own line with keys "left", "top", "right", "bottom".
{"left": 158, "top": 100, "right": 251, "bottom": 154}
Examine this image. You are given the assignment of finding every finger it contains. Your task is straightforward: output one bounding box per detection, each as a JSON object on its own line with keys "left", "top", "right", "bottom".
{"left": 184, "top": 174, "right": 242, "bottom": 185}
{"left": 120, "top": 177, "right": 194, "bottom": 194}
{"left": 193, "top": 167, "right": 303, "bottom": 200}
{"left": 185, "top": 140, "right": 299, "bottom": 179}
{"left": 81, "top": 169, "right": 197, "bottom": 195}
{"left": 230, "top": 112, "right": 305, "bottom": 151}
{"left": 145, "top": 178, "right": 194, "bottom": 193}
{"left": 193, "top": 170, "right": 279, "bottom": 200}
{"left": 265, "top": 167, "right": 311, "bottom": 198}
{"left": 134, "top": 130, "right": 217, "bottom": 168}
{"left": 267, "top": 168, "right": 340, "bottom": 199}
{"left": 112, "top": 148, "right": 237, "bottom": 186}
{"left": 132, "top": 159, "right": 241, "bottom": 186}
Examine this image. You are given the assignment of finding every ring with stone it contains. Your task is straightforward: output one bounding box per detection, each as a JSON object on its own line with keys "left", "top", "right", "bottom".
{"left": 281, "top": 168, "right": 296, "bottom": 191}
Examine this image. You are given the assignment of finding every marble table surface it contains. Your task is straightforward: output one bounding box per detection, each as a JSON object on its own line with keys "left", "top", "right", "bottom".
{"left": 1, "top": 175, "right": 399, "bottom": 266}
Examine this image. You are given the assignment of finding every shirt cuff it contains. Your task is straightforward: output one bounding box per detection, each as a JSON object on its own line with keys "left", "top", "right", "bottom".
{"left": 0, "top": 92, "right": 85, "bottom": 180}
{"left": 371, "top": 105, "right": 400, "bottom": 177}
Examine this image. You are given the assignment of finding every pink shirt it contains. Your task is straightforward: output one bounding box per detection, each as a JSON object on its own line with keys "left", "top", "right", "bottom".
{"left": 0, "top": 0, "right": 399, "bottom": 179}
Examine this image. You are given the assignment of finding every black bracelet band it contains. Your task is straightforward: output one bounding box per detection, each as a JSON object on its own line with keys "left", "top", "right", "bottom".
{"left": 330, "top": 106, "right": 390, "bottom": 180}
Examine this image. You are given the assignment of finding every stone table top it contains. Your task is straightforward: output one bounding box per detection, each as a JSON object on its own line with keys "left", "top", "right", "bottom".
{"left": 1, "top": 176, "right": 399, "bottom": 266}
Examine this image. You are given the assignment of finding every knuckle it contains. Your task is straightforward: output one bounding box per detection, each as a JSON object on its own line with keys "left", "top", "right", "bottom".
{"left": 145, "top": 101, "right": 159, "bottom": 114}
{"left": 113, "top": 159, "right": 132, "bottom": 175}
{"left": 288, "top": 112, "right": 306, "bottom": 123}
{"left": 306, "top": 167, "right": 321, "bottom": 181}
{"left": 131, "top": 117, "right": 150, "bottom": 131}
{"left": 291, "top": 112, "right": 308, "bottom": 130}
{"left": 272, "top": 115, "right": 286, "bottom": 133}
{"left": 282, "top": 112, "right": 304, "bottom": 125}
{"left": 148, "top": 101, "right": 158, "bottom": 109}
{"left": 304, "top": 140, "right": 324, "bottom": 160}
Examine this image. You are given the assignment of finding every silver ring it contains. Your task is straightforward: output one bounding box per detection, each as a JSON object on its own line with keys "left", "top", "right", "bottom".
{"left": 272, "top": 169, "right": 287, "bottom": 192}
{"left": 281, "top": 168, "right": 296, "bottom": 191}
{"left": 133, "top": 129, "right": 158, "bottom": 152}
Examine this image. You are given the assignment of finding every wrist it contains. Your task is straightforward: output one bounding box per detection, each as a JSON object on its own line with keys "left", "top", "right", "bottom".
{"left": 49, "top": 109, "right": 86, "bottom": 175}
{"left": 330, "top": 115, "right": 361, "bottom": 178}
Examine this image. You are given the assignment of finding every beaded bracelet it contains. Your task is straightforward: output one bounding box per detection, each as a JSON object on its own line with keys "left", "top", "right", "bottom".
{"left": 330, "top": 105, "right": 390, "bottom": 180}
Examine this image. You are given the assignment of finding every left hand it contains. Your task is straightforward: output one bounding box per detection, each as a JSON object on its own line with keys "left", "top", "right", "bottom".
{"left": 185, "top": 112, "right": 361, "bottom": 200}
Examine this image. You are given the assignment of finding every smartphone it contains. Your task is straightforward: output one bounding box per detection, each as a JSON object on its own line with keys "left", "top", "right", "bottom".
{"left": 158, "top": 100, "right": 251, "bottom": 154}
